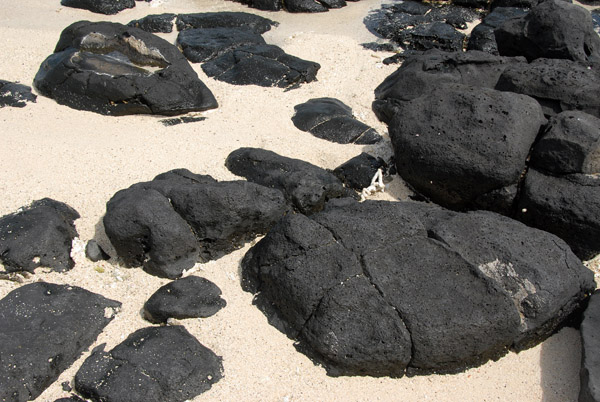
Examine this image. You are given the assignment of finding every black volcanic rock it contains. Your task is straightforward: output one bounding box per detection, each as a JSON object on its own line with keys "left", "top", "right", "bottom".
{"left": 202, "top": 44, "right": 320, "bottom": 89}
{"left": 176, "top": 12, "right": 278, "bottom": 34}
{"left": 143, "top": 276, "right": 226, "bottom": 323}
{"left": 225, "top": 147, "right": 351, "bottom": 214}
{"left": 0, "top": 198, "right": 80, "bottom": 273}
{"left": 467, "top": 7, "right": 528, "bottom": 54}
{"left": 292, "top": 98, "right": 382, "bottom": 144}
{"left": 74, "top": 326, "right": 222, "bottom": 402}
{"left": 384, "top": 83, "right": 545, "bottom": 209}
{"left": 495, "top": 0, "right": 600, "bottom": 62}
{"left": 127, "top": 13, "right": 176, "bottom": 33}
{"left": 103, "top": 168, "right": 289, "bottom": 278}
{"left": 580, "top": 290, "right": 600, "bottom": 402}
{"left": 34, "top": 21, "right": 217, "bottom": 116}
{"left": 0, "top": 80, "right": 37, "bottom": 108}
{"left": 0, "top": 283, "right": 121, "bottom": 401}
{"left": 61, "top": 0, "right": 135, "bottom": 14}
{"left": 495, "top": 58, "right": 600, "bottom": 117}
{"left": 241, "top": 200, "right": 595, "bottom": 376}
{"left": 177, "top": 27, "right": 266, "bottom": 63}
{"left": 333, "top": 153, "right": 388, "bottom": 191}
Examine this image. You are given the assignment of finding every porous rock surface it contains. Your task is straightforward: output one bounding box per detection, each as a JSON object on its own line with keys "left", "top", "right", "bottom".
{"left": 494, "top": 0, "right": 600, "bottom": 62}
{"left": 176, "top": 12, "right": 278, "bottom": 33}
{"left": 467, "top": 7, "right": 528, "bottom": 54}
{"left": 0, "top": 282, "right": 121, "bottom": 401}
{"left": 225, "top": 147, "right": 352, "bottom": 214}
{"left": 103, "top": 168, "right": 289, "bottom": 278}
{"left": 292, "top": 98, "right": 382, "bottom": 144}
{"left": 0, "top": 198, "right": 80, "bottom": 273}
{"left": 127, "top": 13, "right": 176, "bottom": 33}
{"left": 0, "top": 79, "right": 37, "bottom": 108}
{"left": 143, "top": 276, "right": 226, "bottom": 324}
{"left": 61, "top": 0, "right": 135, "bottom": 15}
{"left": 74, "top": 325, "right": 223, "bottom": 402}
{"left": 34, "top": 21, "right": 217, "bottom": 116}
{"left": 333, "top": 152, "right": 388, "bottom": 191}
{"left": 241, "top": 199, "right": 595, "bottom": 376}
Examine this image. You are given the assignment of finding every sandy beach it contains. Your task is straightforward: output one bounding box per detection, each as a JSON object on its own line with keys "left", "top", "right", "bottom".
{"left": 0, "top": 0, "right": 594, "bottom": 400}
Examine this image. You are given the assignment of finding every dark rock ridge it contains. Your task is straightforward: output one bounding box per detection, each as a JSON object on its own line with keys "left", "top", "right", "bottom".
{"left": 241, "top": 199, "right": 595, "bottom": 376}
{"left": 74, "top": 325, "right": 222, "bottom": 402}
{"left": 61, "top": 0, "right": 135, "bottom": 15}
{"left": 0, "top": 198, "right": 80, "bottom": 273}
{"left": 0, "top": 282, "right": 121, "bottom": 401}
{"left": 103, "top": 168, "right": 289, "bottom": 278}
{"left": 201, "top": 44, "right": 320, "bottom": 89}
{"left": 580, "top": 290, "right": 600, "bottom": 402}
{"left": 333, "top": 153, "right": 388, "bottom": 191}
{"left": 225, "top": 147, "right": 353, "bottom": 215}
{"left": 292, "top": 98, "right": 382, "bottom": 144}
{"left": 495, "top": 58, "right": 600, "bottom": 118}
{"left": 176, "top": 12, "right": 278, "bottom": 34}
{"left": 0, "top": 79, "right": 37, "bottom": 108}
{"left": 34, "top": 21, "right": 217, "bottom": 116}
{"left": 177, "top": 27, "right": 266, "bottom": 63}
{"left": 127, "top": 13, "right": 176, "bottom": 33}
{"left": 365, "top": 1, "right": 481, "bottom": 52}
{"left": 495, "top": 0, "right": 600, "bottom": 62}
{"left": 143, "top": 276, "right": 226, "bottom": 324}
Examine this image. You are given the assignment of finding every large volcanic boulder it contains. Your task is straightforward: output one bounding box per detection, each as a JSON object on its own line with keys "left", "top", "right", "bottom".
{"left": 0, "top": 198, "right": 80, "bottom": 273}
{"left": 61, "top": 0, "right": 135, "bottom": 15}
{"left": 0, "top": 79, "right": 37, "bottom": 108}
{"left": 74, "top": 326, "right": 222, "bottom": 402}
{"left": 241, "top": 199, "right": 595, "bottom": 376}
{"left": 202, "top": 44, "right": 320, "bottom": 89}
{"left": 0, "top": 283, "right": 121, "bottom": 401}
{"left": 494, "top": 0, "right": 600, "bottom": 62}
{"left": 143, "top": 276, "right": 226, "bottom": 324}
{"left": 292, "top": 98, "right": 382, "bottom": 144}
{"left": 372, "top": 49, "right": 526, "bottom": 122}
{"left": 580, "top": 290, "right": 600, "bottom": 402}
{"left": 225, "top": 147, "right": 352, "bottom": 214}
{"left": 467, "top": 7, "right": 529, "bottom": 54}
{"left": 383, "top": 83, "right": 545, "bottom": 210}
{"left": 34, "top": 21, "right": 217, "bottom": 116}
{"left": 495, "top": 58, "right": 600, "bottom": 117}
{"left": 103, "top": 168, "right": 289, "bottom": 278}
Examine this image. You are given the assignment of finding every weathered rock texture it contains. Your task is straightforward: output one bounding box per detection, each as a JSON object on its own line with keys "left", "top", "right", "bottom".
{"left": 127, "top": 13, "right": 176, "bottom": 33}
{"left": 0, "top": 79, "right": 37, "bottom": 108}
{"left": 61, "top": 0, "right": 135, "bottom": 15}
{"left": 0, "top": 283, "right": 121, "bottom": 401}
{"left": 0, "top": 198, "right": 80, "bottom": 273}
{"left": 292, "top": 98, "right": 381, "bottom": 144}
{"left": 74, "top": 325, "right": 222, "bottom": 402}
{"left": 103, "top": 168, "right": 289, "bottom": 278}
{"left": 177, "top": 27, "right": 266, "bottom": 63}
{"left": 176, "top": 12, "right": 278, "bottom": 33}
{"left": 242, "top": 199, "right": 595, "bottom": 376}
{"left": 34, "top": 21, "right": 217, "bottom": 116}
{"left": 225, "top": 147, "right": 352, "bottom": 214}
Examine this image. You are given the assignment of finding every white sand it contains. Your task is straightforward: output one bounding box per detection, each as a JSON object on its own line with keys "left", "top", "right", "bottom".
{"left": 0, "top": 0, "right": 593, "bottom": 400}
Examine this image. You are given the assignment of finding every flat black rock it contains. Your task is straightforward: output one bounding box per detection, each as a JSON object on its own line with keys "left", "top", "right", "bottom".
{"left": 225, "top": 147, "right": 351, "bottom": 214}
{"left": 103, "top": 168, "right": 289, "bottom": 278}
{"left": 495, "top": 0, "right": 600, "bottom": 62}
{"left": 143, "top": 276, "right": 226, "bottom": 323}
{"left": 384, "top": 83, "right": 545, "bottom": 209}
{"left": 580, "top": 290, "right": 600, "bottom": 402}
{"left": 530, "top": 111, "right": 600, "bottom": 175}
{"left": 495, "top": 58, "right": 600, "bottom": 117}
{"left": 292, "top": 98, "right": 382, "bottom": 144}
{"left": 0, "top": 283, "right": 121, "bottom": 401}
{"left": 230, "top": 0, "right": 346, "bottom": 12}
{"left": 518, "top": 169, "right": 600, "bottom": 260}
{"left": 241, "top": 200, "right": 595, "bottom": 376}
{"left": 202, "top": 44, "right": 320, "bottom": 89}
{"left": 127, "top": 13, "right": 176, "bottom": 33}
{"left": 176, "top": 12, "right": 278, "bottom": 34}
{"left": 61, "top": 0, "right": 135, "bottom": 14}
{"left": 333, "top": 153, "right": 388, "bottom": 191}
{"left": 0, "top": 79, "right": 37, "bottom": 108}
{"left": 34, "top": 21, "right": 217, "bottom": 116}
{"left": 177, "top": 27, "right": 266, "bottom": 63}
{"left": 74, "top": 326, "right": 222, "bottom": 402}
{"left": 0, "top": 198, "right": 80, "bottom": 273}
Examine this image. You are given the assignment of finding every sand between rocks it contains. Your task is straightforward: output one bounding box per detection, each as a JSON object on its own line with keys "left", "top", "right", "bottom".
{"left": 0, "top": 0, "right": 596, "bottom": 400}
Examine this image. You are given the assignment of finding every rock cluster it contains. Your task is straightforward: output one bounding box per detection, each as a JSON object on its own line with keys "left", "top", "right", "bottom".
{"left": 241, "top": 199, "right": 595, "bottom": 376}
